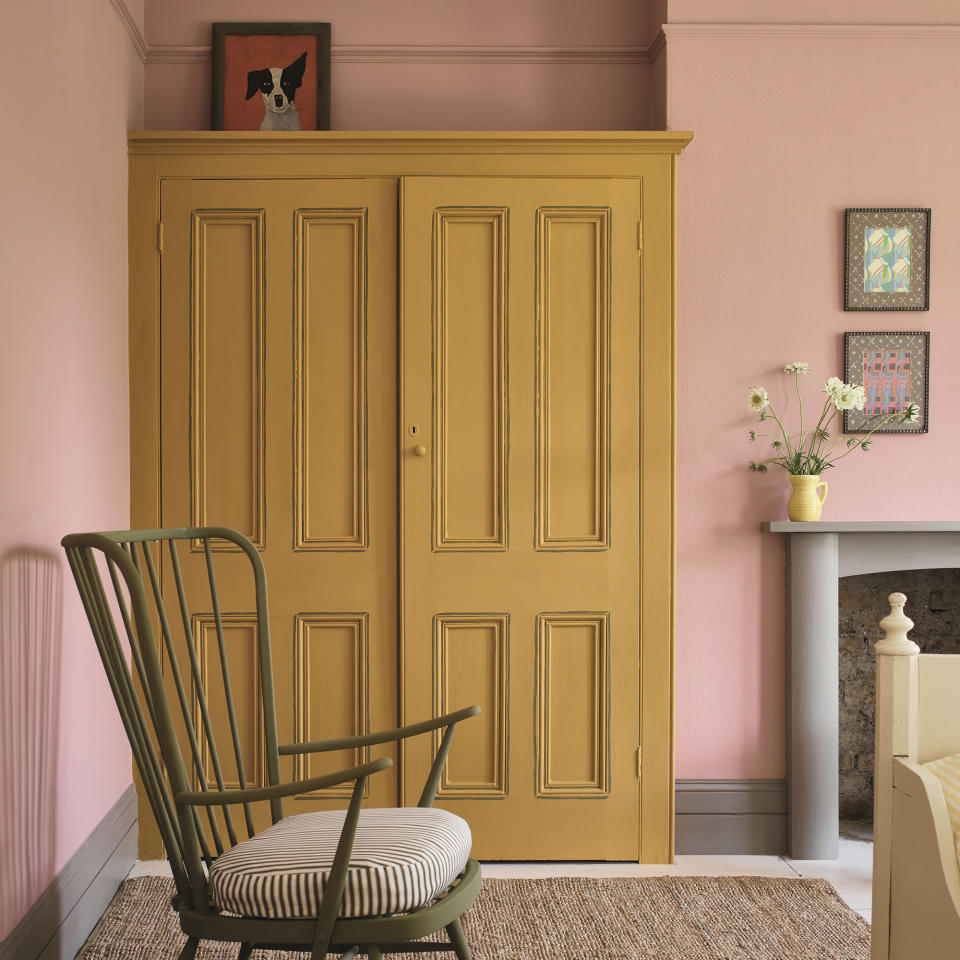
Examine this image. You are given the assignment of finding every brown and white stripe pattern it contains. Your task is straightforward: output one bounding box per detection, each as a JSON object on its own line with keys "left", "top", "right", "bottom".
{"left": 209, "top": 807, "right": 472, "bottom": 919}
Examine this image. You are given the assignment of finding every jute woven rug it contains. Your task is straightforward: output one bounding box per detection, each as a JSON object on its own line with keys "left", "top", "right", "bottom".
{"left": 78, "top": 875, "right": 870, "bottom": 959}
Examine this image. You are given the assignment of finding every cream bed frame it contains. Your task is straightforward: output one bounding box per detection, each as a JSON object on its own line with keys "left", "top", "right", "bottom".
{"left": 873, "top": 592, "right": 960, "bottom": 960}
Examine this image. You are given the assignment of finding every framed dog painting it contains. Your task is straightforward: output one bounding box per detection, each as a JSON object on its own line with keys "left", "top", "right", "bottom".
{"left": 212, "top": 23, "right": 331, "bottom": 131}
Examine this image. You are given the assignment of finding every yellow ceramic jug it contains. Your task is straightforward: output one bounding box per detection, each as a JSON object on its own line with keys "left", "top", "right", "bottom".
{"left": 787, "top": 474, "right": 828, "bottom": 521}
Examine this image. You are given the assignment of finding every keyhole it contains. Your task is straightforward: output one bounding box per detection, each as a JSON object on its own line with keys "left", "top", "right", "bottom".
{"left": 409, "top": 424, "right": 419, "bottom": 437}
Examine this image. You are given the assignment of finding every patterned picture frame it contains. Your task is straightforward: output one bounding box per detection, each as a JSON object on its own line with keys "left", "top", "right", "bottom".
{"left": 844, "top": 208, "right": 930, "bottom": 311}
{"left": 843, "top": 331, "right": 929, "bottom": 434}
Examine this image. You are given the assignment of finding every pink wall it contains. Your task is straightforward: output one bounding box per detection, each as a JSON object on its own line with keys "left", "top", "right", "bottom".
{"left": 142, "top": 0, "right": 656, "bottom": 130}
{"left": 0, "top": 0, "right": 142, "bottom": 938}
{"left": 669, "top": 0, "right": 960, "bottom": 24}
{"left": 147, "top": 58, "right": 652, "bottom": 131}
{"left": 667, "top": 24, "right": 960, "bottom": 778}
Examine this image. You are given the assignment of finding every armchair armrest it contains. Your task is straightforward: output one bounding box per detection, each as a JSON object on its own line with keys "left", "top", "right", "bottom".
{"left": 278, "top": 705, "right": 482, "bottom": 756}
{"left": 173, "top": 756, "right": 392, "bottom": 808}
{"left": 279, "top": 705, "right": 482, "bottom": 809}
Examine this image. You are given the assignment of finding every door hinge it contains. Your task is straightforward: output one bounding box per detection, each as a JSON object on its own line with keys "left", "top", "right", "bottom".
{"left": 157, "top": 222, "right": 164, "bottom": 254}
{"left": 636, "top": 745, "right": 642, "bottom": 778}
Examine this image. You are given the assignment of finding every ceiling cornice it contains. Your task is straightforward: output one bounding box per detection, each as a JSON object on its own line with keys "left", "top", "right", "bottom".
{"left": 107, "top": 0, "right": 148, "bottom": 63}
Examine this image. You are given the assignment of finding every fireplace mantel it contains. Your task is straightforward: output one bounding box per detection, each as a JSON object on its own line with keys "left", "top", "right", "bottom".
{"left": 764, "top": 521, "right": 960, "bottom": 859}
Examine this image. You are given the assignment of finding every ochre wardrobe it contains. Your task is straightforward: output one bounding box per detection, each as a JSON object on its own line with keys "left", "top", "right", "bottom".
{"left": 128, "top": 131, "right": 691, "bottom": 863}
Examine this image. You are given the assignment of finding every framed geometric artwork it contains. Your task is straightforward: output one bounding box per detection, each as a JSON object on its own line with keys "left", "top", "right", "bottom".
{"left": 843, "top": 331, "right": 929, "bottom": 434}
{"left": 844, "top": 208, "right": 930, "bottom": 311}
{"left": 212, "top": 22, "right": 331, "bottom": 131}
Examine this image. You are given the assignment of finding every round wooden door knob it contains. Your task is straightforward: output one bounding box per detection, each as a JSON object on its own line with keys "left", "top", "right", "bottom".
{"left": 413, "top": 444, "right": 427, "bottom": 457}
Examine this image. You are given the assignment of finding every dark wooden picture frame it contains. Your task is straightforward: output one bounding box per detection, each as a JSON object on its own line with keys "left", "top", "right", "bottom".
{"left": 843, "top": 330, "right": 929, "bottom": 434}
{"left": 212, "top": 22, "right": 331, "bottom": 131}
{"left": 844, "top": 208, "right": 930, "bottom": 311}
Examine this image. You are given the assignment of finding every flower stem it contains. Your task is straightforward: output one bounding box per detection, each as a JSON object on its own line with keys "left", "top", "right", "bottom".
{"left": 795, "top": 371, "right": 804, "bottom": 453}
{"left": 764, "top": 403, "right": 795, "bottom": 461}
{"left": 822, "top": 412, "right": 898, "bottom": 466}
{"left": 812, "top": 405, "right": 839, "bottom": 462}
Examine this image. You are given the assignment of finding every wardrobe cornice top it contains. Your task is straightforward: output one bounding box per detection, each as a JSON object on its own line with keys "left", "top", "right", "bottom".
{"left": 128, "top": 130, "right": 693, "bottom": 157}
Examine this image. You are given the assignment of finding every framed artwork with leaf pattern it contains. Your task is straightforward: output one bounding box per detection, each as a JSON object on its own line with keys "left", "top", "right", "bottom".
{"left": 843, "top": 331, "right": 929, "bottom": 434}
{"left": 844, "top": 208, "right": 930, "bottom": 311}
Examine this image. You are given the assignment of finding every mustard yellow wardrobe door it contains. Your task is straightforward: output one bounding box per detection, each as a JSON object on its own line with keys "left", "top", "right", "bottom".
{"left": 400, "top": 177, "right": 643, "bottom": 860}
{"left": 158, "top": 177, "right": 398, "bottom": 842}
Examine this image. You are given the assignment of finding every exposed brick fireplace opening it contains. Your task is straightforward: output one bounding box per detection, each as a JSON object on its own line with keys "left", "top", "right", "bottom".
{"left": 839, "top": 567, "right": 960, "bottom": 822}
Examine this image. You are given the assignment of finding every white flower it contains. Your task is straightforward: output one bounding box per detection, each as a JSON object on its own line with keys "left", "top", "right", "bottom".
{"left": 784, "top": 361, "right": 810, "bottom": 374}
{"left": 824, "top": 377, "right": 844, "bottom": 400}
{"left": 835, "top": 384, "right": 857, "bottom": 411}
{"left": 747, "top": 386, "right": 769, "bottom": 412}
{"left": 851, "top": 385, "right": 867, "bottom": 411}
{"left": 903, "top": 401, "right": 921, "bottom": 425}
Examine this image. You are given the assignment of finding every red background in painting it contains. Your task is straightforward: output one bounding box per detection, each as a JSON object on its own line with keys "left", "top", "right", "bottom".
{"left": 222, "top": 35, "right": 319, "bottom": 130}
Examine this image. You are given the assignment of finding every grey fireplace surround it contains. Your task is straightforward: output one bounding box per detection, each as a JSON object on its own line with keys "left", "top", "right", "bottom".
{"left": 766, "top": 521, "right": 960, "bottom": 859}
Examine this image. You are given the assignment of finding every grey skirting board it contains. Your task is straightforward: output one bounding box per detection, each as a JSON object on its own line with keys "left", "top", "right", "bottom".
{"left": 0, "top": 783, "right": 137, "bottom": 960}
{"left": 675, "top": 779, "right": 787, "bottom": 855}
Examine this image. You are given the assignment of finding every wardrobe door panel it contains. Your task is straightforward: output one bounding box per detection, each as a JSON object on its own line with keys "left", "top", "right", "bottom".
{"left": 158, "top": 178, "right": 397, "bottom": 848}
{"left": 401, "top": 177, "right": 643, "bottom": 860}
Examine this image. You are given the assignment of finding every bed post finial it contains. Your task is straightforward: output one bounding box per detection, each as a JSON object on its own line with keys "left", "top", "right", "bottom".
{"left": 872, "top": 591, "right": 920, "bottom": 960}
{"left": 876, "top": 592, "right": 919, "bottom": 657}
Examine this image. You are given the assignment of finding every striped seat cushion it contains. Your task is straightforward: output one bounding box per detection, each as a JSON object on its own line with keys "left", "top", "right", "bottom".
{"left": 208, "top": 807, "right": 471, "bottom": 919}
{"left": 922, "top": 753, "right": 960, "bottom": 864}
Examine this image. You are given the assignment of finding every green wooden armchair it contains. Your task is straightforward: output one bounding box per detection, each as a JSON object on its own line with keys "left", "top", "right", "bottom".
{"left": 62, "top": 526, "right": 482, "bottom": 960}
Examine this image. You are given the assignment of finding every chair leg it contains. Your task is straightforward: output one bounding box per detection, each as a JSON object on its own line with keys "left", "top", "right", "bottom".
{"left": 178, "top": 938, "right": 200, "bottom": 960}
{"left": 237, "top": 944, "right": 255, "bottom": 960}
{"left": 446, "top": 917, "right": 472, "bottom": 960}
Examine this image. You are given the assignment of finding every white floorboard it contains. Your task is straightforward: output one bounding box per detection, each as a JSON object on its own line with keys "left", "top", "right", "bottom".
{"left": 129, "top": 830, "right": 874, "bottom": 922}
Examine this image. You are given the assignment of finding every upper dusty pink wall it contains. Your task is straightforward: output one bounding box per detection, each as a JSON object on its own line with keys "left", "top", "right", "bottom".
{"left": 0, "top": 0, "right": 141, "bottom": 938}
{"left": 667, "top": 24, "right": 960, "bottom": 778}
{"left": 142, "top": 0, "right": 655, "bottom": 129}
{"left": 669, "top": 0, "right": 960, "bottom": 23}
{"left": 147, "top": 0, "right": 647, "bottom": 45}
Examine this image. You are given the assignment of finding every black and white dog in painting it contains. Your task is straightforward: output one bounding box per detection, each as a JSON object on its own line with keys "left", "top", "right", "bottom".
{"left": 246, "top": 52, "right": 308, "bottom": 131}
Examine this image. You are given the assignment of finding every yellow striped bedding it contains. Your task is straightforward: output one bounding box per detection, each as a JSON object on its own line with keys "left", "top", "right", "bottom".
{"left": 923, "top": 753, "right": 960, "bottom": 864}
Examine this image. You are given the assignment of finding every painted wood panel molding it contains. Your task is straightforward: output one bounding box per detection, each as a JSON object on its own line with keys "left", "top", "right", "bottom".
{"left": 189, "top": 211, "right": 266, "bottom": 548}
{"left": 294, "top": 614, "right": 370, "bottom": 798}
{"left": 294, "top": 209, "right": 369, "bottom": 551}
{"left": 432, "top": 208, "right": 509, "bottom": 552}
{"left": 432, "top": 614, "right": 509, "bottom": 798}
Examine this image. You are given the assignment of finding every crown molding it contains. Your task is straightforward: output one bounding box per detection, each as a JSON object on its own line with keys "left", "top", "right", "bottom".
{"left": 146, "top": 44, "right": 208, "bottom": 64}
{"left": 128, "top": 130, "right": 694, "bottom": 156}
{"left": 142, "top": 41, "right": 660, "bottom": 66}
{"left": 647, "top": 29, "right": 667, "bottom": 63}
{"left": 107, "top": 0, "right": 148, "bottom": 63}
{"left": 663, "top": 22, "right": 960, "bottom": 41}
